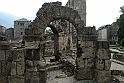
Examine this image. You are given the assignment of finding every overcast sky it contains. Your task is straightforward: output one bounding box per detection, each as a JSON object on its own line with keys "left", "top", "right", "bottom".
{"left": 0, "top": 0, "right": 124, "bottom": 29}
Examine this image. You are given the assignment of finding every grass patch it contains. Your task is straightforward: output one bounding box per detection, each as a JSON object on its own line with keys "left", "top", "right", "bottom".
{"left": 110, "top": 50, "right": 118, "bottom": 54}
{"left": 110, "top": 50, "right": 124, "bottom": 54}
{"left": 109, "top": 44, "right": 118, "bottom": 47}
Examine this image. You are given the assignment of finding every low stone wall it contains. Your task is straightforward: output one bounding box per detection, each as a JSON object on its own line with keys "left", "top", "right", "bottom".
{"left": 0, "top": 48, "right": 25, "bottom": 83}
{"left": 113, "top": 54, "right": 124, "bottom": 62}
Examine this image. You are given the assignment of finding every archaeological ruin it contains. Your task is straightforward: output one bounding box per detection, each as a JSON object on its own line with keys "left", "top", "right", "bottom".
{"left": 0, "top": 2, "right": 112, "bottom": 83}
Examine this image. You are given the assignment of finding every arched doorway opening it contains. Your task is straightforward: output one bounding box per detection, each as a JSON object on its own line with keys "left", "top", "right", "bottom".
{"left": 43, "top": 19, "right": 78, "bottom": 82}
{"left": 43, "top": 19, "right": 77, "bottom": 60}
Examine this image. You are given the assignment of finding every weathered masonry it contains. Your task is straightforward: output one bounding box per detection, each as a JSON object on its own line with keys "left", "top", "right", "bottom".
{"left": 0, "top": 2, "right": 111, "bottom": 83}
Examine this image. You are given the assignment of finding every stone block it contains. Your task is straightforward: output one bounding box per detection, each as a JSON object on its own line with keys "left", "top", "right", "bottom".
{"left": 76, "top": 58, "right": 85, "bottom": 68}
{"left": 0, "top": 45, "right": 10, "bottom": 50}
{"left": 82, "top": 35, "right": 97, "bottom": 41}
{"left": 95, "top": 70, "right": 111, "bottom": 83}
{"left": 74, "top": 15, "right": 81, "bottom": 25}
{"left": 25, "top": 41, "right": 40, "bottom": 49}
{"left": 77, "top": 36, "right": 82, "bottom": 41}
{"left": 10, "top": 62, "right": 16, "bottom": 75}
{"left": 69, "top": 10, "right": 78, "bottom": 23}
{"left": 81, "top": 47, "right": 96, "bottom": 58}
{"left": 25, "top": 72, "right": 40, "bottom": 83}
{"left": 80, "top": 41, "right": 97, "bottom": 48}
{"left": 95, "top": 59, "right": 105, "bottom": 70}
{"left": 77, "top": 21, "right": 84, "bottom": 30}
{"left": 0, "top": 50, "right": 5, "bottom": 60}
{"left": 34, "top": 61, "right": 46, "bottom": 68}
{"left": 12, "top": 50, "right": 24, "bottom": 61}
{"left": 8, "top": 76, "right": 24, "bottom": 83}
{"left": 60, "top": 6, "right": 70, "bottom": 19}
{"left": 5, "top": 62, "right": 11, "bottom": 74}
{"left": 53, "top": 8, "right": 61, "bottom": 19}
{"left": 1, "top": 61, "right": 5, "bottom": 73}
{"left": 39, "top": 69, "right": 47, "bottom": 82}
{"left": 97, "top": 41, "right": 109, "bottom": 49}
{"left": 85, "top": 26, "right": 97, "bottom": 35}
{"left": 75, "top": 69, "right": 93, "bottom": 80}
{"left": 97, "top": 49, "right": 111, "bottom": 60}
{"left": 85, "top": 58, "right": 94, "bottom": 69}
{"left": 105, "top": 60, "right": 111, "bottom": 70}
{"left": 17, "top": 62, "right": 25, "bottom": 75}
{"left": 30, "top": 76, "right": 39, "bottom": 83}
{"left": 26, "top": 60, "right": 33, "bottom": 68}
{"left": 5, "top": 50, "right": 11, "bottom": 60}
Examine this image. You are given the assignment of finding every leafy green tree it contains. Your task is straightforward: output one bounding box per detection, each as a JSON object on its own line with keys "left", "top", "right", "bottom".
{"left": 45, "top": 28, "right": 53, "bottom": 34}
{"left": 120, "top": 38, "right": 124, "bottom": 47}
{"left": 120, "top": 5, "right": 124, "bottom": 13}
{"left": 116, "top": 5, "right": 124, "bottom": 44}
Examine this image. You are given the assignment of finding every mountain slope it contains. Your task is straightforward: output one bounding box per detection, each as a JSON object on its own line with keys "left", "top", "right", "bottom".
{"left": 0, "top": 12, "right": 19, "bottom": 28}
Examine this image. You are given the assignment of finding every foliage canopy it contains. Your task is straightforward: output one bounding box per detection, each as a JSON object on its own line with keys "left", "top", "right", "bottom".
{"left": 116, "top": 5, "right": 124, "bottom": 44}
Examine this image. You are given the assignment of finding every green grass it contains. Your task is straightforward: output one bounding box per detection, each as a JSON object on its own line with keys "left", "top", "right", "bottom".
{"left": 110, "top": 50, "right": 118, "bottom": 54}
{"left": 110, "top": 50, "right": 124, "bottom": 54}
{"left": 109, "top": 44, "right": 119, "bottom": 47}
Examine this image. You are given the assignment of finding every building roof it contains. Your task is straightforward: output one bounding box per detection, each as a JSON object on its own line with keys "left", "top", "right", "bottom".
{"left": 14, "top": 18, "right": 30, "bottom": 22}
{"left": 0, "top": 25, "right": 6, "bottom": 28}
{"left": 97, "top": 24, "right": 111, "bottom": 31}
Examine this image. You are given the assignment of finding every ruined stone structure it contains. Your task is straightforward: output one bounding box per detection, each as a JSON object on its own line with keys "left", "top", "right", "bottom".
{"left": 23, "top": 2, "right": 111, "bottom": 83}
{"left": 0, "top": 25, "right": 6, "bottom": 36}
{"left": 0, "top": 2, "right": 111, "bottom": 83}
{"left": 66, "top": 0, "right": 86, "bottom": 25}
{"left": 5, "top": 28, "right": 14, "bottom": 41}
{"left": 65, "top": 0, "right": 86, "bottom": 56}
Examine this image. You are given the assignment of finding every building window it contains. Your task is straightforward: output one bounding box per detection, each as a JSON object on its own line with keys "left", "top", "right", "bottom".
{"left": 20, "top": 23, "right": 24, "bottom": 26}
{"left": 20, "top": 28, "right": 24, "bottom": 30}
{"left": 21, "top": 32, "right": 23, "bottom": 35}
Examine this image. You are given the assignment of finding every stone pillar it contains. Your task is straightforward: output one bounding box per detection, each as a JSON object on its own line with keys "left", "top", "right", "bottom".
{"left": 24, "top": 36, "right": 47, "bottom": 83}
{"left": 25, "top": 42, "right": 47, "bottom": 83}
{"left": 75, "top": 26, "right": 97, "bottom": 80}
{"left": 95, "top": 41, "right": 111, "bottom": 83}
{"left": 54, "top": 33, "right": 59, "bottom": 61}
{"left": 24, "top": 25, "right": 47, "bottom": 83}
{"left": 75, "top": 40, "right": 97, "bottom": 80}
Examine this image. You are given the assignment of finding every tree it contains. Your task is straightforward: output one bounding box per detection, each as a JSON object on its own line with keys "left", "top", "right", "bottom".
{"left": 120, "top": 38, "right": 124, "bottom": 47}
{"left": 120, "top": 5, "right": 124, "bottom": 13}
{"left": 116, "top": 5, "right": 124, "bottom": 44}
{"left": 45, "top": 28, "right": 53, "bottom": 34}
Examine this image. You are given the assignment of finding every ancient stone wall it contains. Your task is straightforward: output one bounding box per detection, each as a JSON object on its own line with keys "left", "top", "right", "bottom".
{"left": 75, "top": 26, "right": 97, "bottom": 80}
{"left": 0, "top": 36, "right": 25, "bottom": 83}
{"left": 0, "top": 2, "right": 112, "bottom": 83}
{"left": 95, "top": 41, "right": 111, "bottom": 83}
{"left": 23, "top": 2, "right": 112, "bottom": 83}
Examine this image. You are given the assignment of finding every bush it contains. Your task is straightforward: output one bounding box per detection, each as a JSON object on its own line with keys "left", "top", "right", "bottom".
{"left": 120, "top": 38, "right": 124, "bottom": 47}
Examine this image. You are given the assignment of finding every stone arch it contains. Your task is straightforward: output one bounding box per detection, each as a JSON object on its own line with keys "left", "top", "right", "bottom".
{"left": 32, "top": 2, "right": 84, "bottom": 35}
{"left": 24, "top": 1, "right": 92, "bottom": 81}
{"left": 24, "top": 2, "right": 111, "bottom": 83}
